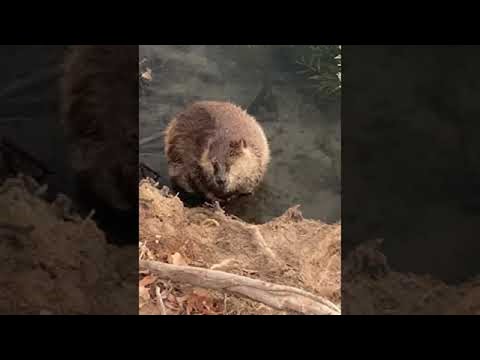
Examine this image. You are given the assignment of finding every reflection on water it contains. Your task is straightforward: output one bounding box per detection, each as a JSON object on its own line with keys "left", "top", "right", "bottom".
{"left": 140, "top": 45, "right": 341, "bottom": 224}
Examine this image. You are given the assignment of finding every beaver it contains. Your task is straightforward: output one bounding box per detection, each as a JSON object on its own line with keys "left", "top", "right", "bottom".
{"left": 164, "top": 101, "right": 270, "bottom": 202}
{"left": 60, "top": 45, "right": 138, "bottom": 241}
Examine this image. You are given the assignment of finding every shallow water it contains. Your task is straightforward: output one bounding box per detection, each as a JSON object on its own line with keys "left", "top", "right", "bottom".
{"left": 140, "top": 45, "right": 341, "bottom": 224}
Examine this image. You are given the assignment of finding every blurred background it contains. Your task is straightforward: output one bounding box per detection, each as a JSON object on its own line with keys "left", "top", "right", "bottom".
{"left": 0, "top": 45, "right": 73, "bottom": 199}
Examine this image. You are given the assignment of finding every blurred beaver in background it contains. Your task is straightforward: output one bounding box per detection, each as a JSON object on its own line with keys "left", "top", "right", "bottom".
{"left": 60, "top": 45, "right": 138, "bottom": 244}
{"left": 164, "top": 101, "right": 270, "bottom": 204}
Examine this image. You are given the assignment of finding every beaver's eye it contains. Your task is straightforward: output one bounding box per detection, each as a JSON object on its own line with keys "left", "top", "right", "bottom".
{"left": 213, "top": 161, "right": 219, "bottom": 174}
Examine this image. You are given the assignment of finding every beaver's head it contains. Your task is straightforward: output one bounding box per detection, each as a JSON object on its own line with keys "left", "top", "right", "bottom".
{"left": 200, "top": 136, "right": 258, "bottom": 199}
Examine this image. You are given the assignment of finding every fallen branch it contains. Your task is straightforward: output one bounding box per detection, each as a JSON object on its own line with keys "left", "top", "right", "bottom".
{"left": 140, "top": 260, "right": 340, "bottom": 315}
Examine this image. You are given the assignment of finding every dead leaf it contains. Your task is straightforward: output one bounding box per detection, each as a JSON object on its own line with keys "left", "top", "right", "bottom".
{"left": 139, "top": 285, "right": 151, "bottom": 302}
{"left": 140, "top": 303, "right": 161, "bottom": 315}
{"left": 141, "top": 68, "right": 152, "bottom": 81}
{"left": 204, "top": 302, "right": 222, "bottom": 315}
{"left": 155, "top": 286, "right": 167, "bottom": 315}
{"left": 139, "top": 275, "right": 157, "bottom": 288}
{"left": 165, "top": 301, "right": 180, "bottom": 312}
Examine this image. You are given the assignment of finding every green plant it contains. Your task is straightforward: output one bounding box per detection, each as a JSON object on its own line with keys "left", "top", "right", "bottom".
{"left": 296, "top": 45, "right": 341, "bottom": 96}
{"left": 242, "top": 45, "right": 342, "bottom": 98}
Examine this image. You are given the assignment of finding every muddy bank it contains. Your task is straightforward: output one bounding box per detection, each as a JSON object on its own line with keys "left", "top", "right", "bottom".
{"left": 138, "top": 180, "right": 340, "bottom": 315}
{"left": 0, "top": 175, "right": 137, "bottom": 314}
{"left": 343, "top": 239, "right": 480, "bottom": 315}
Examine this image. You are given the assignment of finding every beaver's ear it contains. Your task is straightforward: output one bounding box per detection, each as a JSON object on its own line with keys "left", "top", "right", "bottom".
{"left": 230, "top": 138, "right": 247, "bottom": 151}
{"left": 239, "top": 138, "right": 247, "bottom": 149}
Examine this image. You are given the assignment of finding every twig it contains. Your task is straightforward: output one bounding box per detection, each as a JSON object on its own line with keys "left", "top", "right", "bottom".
{"left": 247, "top": 226, "right": 280, "bottom": 264}
{"left": 201, "top": 218, "right": 220, "bottom": 227}
{"left": 223, "top": 294, "right": 228, "bottom": 315}
{"left": 140, "top": 260, "right": 340, "bottom": 315}
{"left": 155, "top": 286, "right": 167, "bottom": 315}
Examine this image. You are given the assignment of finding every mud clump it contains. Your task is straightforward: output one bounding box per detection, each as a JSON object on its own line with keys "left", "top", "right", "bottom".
{"left": 139, "top": 179, "right": 340, "bottom": 315}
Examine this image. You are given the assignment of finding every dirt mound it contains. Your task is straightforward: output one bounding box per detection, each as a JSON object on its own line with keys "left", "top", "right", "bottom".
{"left": 343, "top": 239, "right": 480, "bottom": 315}
{"left": 139, "top": 179, "right": 340, "bottom": 315}
{"left": 0, "top": 175, "right": 137, "bottom": 314}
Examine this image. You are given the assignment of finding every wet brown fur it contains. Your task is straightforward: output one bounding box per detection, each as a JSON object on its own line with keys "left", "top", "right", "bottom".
{"left": 60, "top": 45, "right": 138, "bottom": 212}
{"left": 164, "top": 101, "right": 270, "bottom": 202}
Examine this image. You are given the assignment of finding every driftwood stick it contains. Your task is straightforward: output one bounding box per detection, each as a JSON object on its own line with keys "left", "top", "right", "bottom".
{"left": 140, "top": 260, "right": 340, "bottom": 315}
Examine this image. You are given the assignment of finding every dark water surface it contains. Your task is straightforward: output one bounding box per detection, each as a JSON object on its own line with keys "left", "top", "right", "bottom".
{"left": 0, "top": 45, "right": 74, "bottom": 199}
{"left": 343, "top": 45, "right": 480, "bottom": 284}
{"left": 0, "top": 45, "right": 138, "bottom": 245}
{"left": 139, "top": 45, "right": 341, "bottom": 224}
